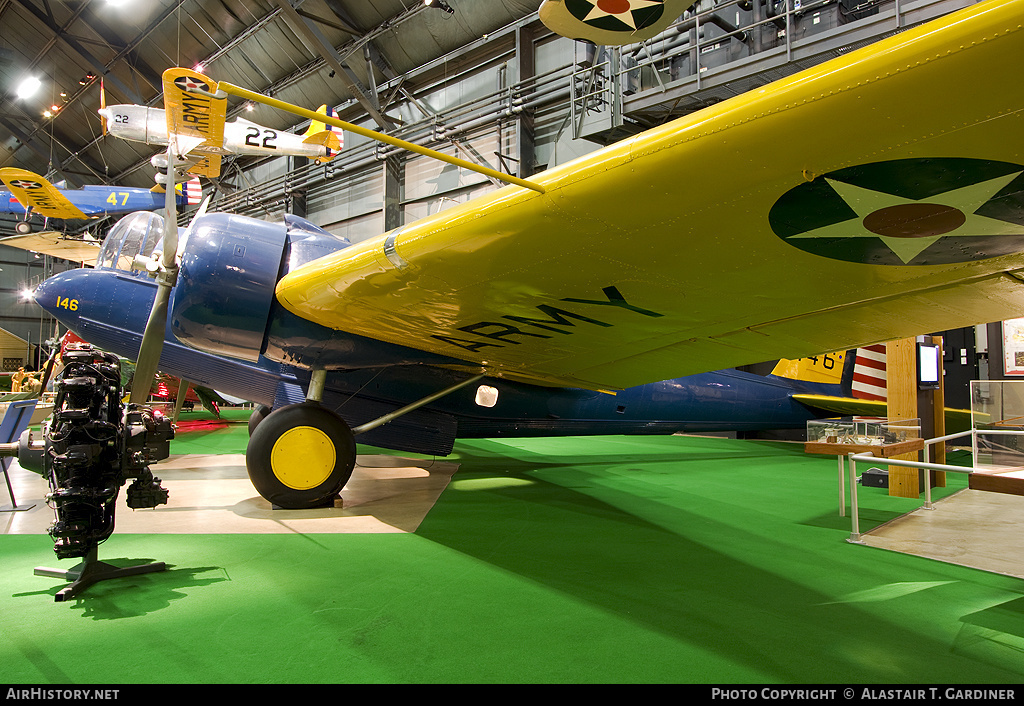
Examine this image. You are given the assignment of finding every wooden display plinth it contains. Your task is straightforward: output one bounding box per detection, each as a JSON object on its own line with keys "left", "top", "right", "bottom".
{"left": 804, "top": 438, "right": 924, "bottom": 459}
{"left": 805, "top": 438, "right": 925, "bottom": 515}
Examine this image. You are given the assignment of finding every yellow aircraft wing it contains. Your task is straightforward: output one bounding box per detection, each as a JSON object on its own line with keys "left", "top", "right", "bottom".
{"left": 539, "top": 0, "right": 693, "bottom": 45}
{"left": 275, "top": 0, "right": 1024, "bottom": 391}
{"left": 0, "top": 168, "right": 88, "bottom": 220}
{"left": 161, "top": 68, "right": 227, "bottom": 178}
{"left": 0, "top": 231, "right": 100, "bottom": 265}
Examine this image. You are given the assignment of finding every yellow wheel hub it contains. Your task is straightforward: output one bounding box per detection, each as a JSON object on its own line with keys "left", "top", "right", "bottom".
{"left": 270, "top": 425, "right": 336, "bottom": 490}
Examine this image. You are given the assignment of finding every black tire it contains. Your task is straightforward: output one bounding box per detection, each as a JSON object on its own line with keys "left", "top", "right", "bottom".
{"left": 247, "top": 404, "right": 272, "bottom": 436}
{"left": 245, "top": 402, "right": 356, "bottom": 509}
{"left": 15, "top": 221, "right": 31, "bottom": 234}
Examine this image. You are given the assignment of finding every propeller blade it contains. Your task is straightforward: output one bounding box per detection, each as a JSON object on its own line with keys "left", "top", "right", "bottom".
{"left": 99, "top": 79, "right": 107, "bottom": 135}
{"left": 128, "top": 146, "right": 201, "bottom": 405}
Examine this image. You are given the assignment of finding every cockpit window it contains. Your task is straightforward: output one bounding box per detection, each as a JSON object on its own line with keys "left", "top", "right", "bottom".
{"left": 96, "top": 211, "right": 164, "bottom": 271}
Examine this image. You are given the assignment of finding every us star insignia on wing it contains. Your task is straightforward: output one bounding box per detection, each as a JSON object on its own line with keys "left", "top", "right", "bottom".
{"left": 567, "top": 0, "right": 666, "bottom": 31}
{"left": 770, "top": 158, "right": 1024, "bottom": 266}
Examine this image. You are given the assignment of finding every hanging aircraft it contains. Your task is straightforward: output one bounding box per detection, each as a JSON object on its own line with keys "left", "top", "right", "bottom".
{"left": 97, "top": 68, "right": 345, "bottom": 178}
{"left": 0, "top": 168, "right": 201, "bottom": 234}
{"left": 538, "top": 0, "right": 695, "bottom": 45}
{"left": 11, "top": 0, "right": 1024, "bottom": 520}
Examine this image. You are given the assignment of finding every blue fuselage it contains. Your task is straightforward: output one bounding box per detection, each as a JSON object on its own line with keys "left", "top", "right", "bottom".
{"left": 1, "top": 185, "right": 188, "bottom": 219}
{"left": 32, "top": 212, "right": 841, "bottom": 456}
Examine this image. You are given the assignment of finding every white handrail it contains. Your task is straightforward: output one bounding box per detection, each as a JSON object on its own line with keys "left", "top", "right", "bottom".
{"left": 844, "top": 426, "right": 1024, "bottom": 543}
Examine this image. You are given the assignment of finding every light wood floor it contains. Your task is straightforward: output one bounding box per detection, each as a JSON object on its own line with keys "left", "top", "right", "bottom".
{"left": 1, "top": 453, "right": 459, "bottom": 536}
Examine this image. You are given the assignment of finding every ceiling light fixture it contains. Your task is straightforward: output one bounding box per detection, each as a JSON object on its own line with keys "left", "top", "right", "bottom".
{"left": 424, "top": 0, "right": 455, "bottom": 14}
{"left": 16, "top": 76, "right": 41, "bottom": 100}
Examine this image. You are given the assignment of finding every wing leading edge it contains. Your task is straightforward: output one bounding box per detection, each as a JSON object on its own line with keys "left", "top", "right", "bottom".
{"left": 275, "top": 0, "right": 1024, "bottom": 391}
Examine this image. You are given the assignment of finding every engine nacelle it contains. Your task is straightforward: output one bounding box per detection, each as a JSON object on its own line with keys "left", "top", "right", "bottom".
{"left": 171, "top": 213, "right": 351, "bottom": 362}
{"left": 171, "top": 213, "right": 288, "bottom": 362}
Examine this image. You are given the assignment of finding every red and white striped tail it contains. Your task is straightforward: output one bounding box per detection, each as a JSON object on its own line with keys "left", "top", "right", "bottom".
{"left": 184, "top": 176, "right": 202, "bottom": 205}
{"left": 852, "top": 345, "right": 887, "bottom": 400}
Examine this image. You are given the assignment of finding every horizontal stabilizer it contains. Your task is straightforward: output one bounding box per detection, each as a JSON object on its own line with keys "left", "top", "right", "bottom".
{"left": 303, "top": 105, "right": 344, "bottom": 163}
{"left": 303, "top": 130, "right": 342, "bottom": 163}
{"left": 792, "top": 394, "right": 973, "bottom": 434}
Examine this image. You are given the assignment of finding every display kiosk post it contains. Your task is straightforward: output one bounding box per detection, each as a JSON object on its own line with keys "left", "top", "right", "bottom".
{"left": 885, "top": 336, "right": 946, "bottom": 498}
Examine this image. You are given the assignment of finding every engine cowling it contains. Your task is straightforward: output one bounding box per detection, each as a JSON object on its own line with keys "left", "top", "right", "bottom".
{"left": 171, "top": 213, "right": 288, "bottom": 362}
{"left": 170, "top": 213, "right": 352, "bottom": 362}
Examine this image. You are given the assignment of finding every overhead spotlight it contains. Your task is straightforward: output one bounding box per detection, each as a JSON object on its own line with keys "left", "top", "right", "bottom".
{"left": 194, "top": 63, "right": 205, "bottom": 73}
{"left": 246, "top": 102, "right": 254, "bottom": 112}
{"left": 43, "top": 110, "right": 52, "bottom": 118}
{"left": 424, "top": 0, "right": 455, "bottom": 14}
{"left": 16, "top": 76, "right": 41, "bottom": 100}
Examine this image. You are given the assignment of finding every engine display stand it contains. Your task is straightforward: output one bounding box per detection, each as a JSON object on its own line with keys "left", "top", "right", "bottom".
{"left": 35, "top": 547, "right": 167, "bottom": 602}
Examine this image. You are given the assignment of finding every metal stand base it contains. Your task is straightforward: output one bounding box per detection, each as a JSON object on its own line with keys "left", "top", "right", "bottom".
{"left": 0, "top": 503, "right": 35, "bottom": 512}
{"left": 35, "top": 546, "right": 166, "bottom": 602}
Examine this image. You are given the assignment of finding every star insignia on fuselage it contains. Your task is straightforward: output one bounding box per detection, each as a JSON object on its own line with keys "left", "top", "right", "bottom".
{"left": 769, "top": 158, "right": 1024, "bottom": 266}
{"left": 567, "top": 0, "right": 666, "bottom": 32}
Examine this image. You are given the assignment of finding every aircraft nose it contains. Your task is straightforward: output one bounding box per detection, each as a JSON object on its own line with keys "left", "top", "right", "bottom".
{"left": 33, "top": 269, "right": 86, "bottom": 325}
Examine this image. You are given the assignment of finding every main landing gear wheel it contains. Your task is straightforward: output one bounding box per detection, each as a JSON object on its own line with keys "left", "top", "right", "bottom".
{"left": 247, "top": 404, "right": 271, "bottom": 436}
{"left": 15, "top": 221, "right": 31, "bottom": 234}
{"left": 245, "top": 402, "right": 356, "bottom": 509}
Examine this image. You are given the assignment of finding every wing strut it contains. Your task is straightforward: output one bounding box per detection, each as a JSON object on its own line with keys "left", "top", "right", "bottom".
{"left": 350, "top": 373, "right": 485, "bottom": 436}
{"left": 194, "top": 80, "right": 546, "bottom": 194}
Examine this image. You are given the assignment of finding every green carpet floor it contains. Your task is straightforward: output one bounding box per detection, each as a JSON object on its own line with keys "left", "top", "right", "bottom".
{"left": 2, "top": 411, "right": 1023, "bottom": 684}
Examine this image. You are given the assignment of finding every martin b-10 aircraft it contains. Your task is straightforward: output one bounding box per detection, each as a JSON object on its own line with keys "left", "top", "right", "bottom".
{"left": 18, "top": 0, "right": 1024, "bottom": 518}
{"left": 98, "top": 68, "right": 344, "bottom": 178}
{"left": 0, "top": 168, "right": 201, "bottom": 234}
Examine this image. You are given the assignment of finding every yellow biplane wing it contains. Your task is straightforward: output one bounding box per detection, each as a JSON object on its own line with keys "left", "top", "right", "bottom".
{"left": 273, "top": 0, "right": 1024, "bottom": 391}
{"left": 0, "top": 168, "right": 88, "bottom": 220}
{"left": 161, "top": 68, "right": 227, "bottom": 178}
{"left": 0, "top": 231, "right": 101, "bottom": 265}
{"left": 539, "top": 0, "right": 693, "bottom": 45}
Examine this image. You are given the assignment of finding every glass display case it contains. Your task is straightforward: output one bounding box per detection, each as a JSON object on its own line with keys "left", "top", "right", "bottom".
{"left": 806, "top": 417, "right": 920, "bottom": 450}
{"left": 971, "top": 380, "right": 1024, "bottom": 470}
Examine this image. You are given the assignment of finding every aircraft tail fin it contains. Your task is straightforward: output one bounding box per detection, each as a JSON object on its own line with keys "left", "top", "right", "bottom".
{"left": 849, "top": 344, "right": 888, "bottom": 401}
{"left": 173, "top": 175, "right": 203, "bottom": 205}
{"left": 770, "top": 347, "right": 890, "bottom": 399}
{"left": 770, "top": 351, "right": 850, "bottom": 388}
{"left": 303, "top": 105, "right": 344, "bottom": 163}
